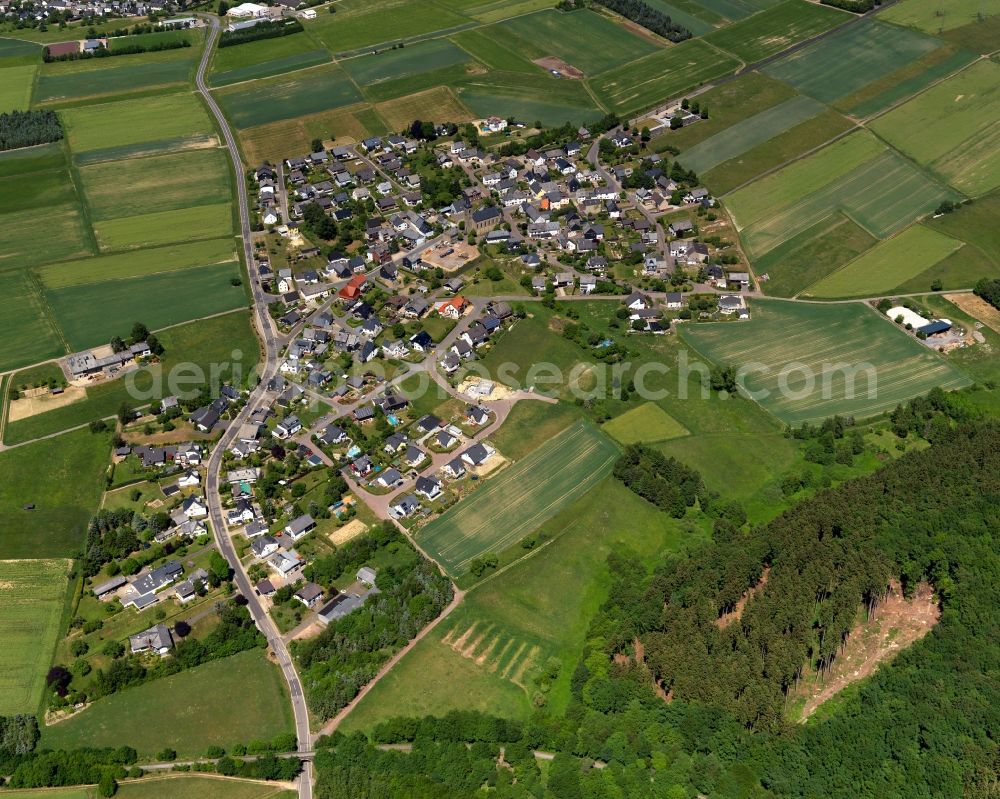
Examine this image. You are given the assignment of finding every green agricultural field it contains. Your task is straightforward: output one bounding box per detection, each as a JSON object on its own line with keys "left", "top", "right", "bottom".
{"left": 741, "top": 148, "right": 958, "bottom": 256}
{"left": 0, "top": 141, "right": 65, "bottom": 177}
{"left": 0, "top": 428, "right": 110, "bottom": 557}
{"left": 478, "top": 312, "right": 596, "bottom": 399}
{"left": 678, "top": 94, "right": 824, "bottom": 174}
{"left": 602, "top": 401, "right": 689, "bottom": 445}
{"left": 10, "top": 362, "right": 64, "bottom": 389}
{"left": 360, "top": 61, "right": 477, "bottom": 104}
{"left": 0, "top": 36, "right": 43, "bottom": 62}
{"left": 845, "top": 46, "right": 978, "bottom": 118}
{"left": 0, "top": 64, "right": 35, "bottom": 111}
{"left": 698, "top": 0, "right": 784, "bottom": 20}
{"left": 341, "top": 477, "right": 703, "bottom": 732}
{"left": 61, "top": 93, "right": 215, "bottom": 152}
{"left": 924, "top": 190, "right": 1000, "bottom": 270}
{"left": 0, "top": 270, "right": 65, "bottom": 372}
{"left": 895, "top": 245, "right": 1000, "bottom": 295}
{"left": 115, "top": 777, "right": 295, "bottom": 799}
{"left": 489, "top": 401, "right": 582, "bottom": 461}
{"left": 34, "top": 51, "right": 196, "bottom": 104}
{"left": 210, "top": 49, "right": 331, "bottom": 87}
{"left": 456, "top": 71, "right": 598, "bottom": 126}
{"left": 376, "top": 85, "right": 473, "bottom": 130}
{"left": 39, "top": 650, "right": 294, "bottom": 757}
{"left": 941, "top": 13, "right": 1000, "bottom": 53}
{"left": 419, "top": 420, "right": 619, "bottom": 576}
{"left": 806, "top": 225, "right": 964, "bottom": 298}
{"left": 762, "top": 19, "right": 941, "bottom": 104}
{"left": 880, "top": 0, "right": 998, "bottom": 33}
{"left": 72, "top": 134, "right": 223, "bottom": 166}
{"left": 704, "top": 0, "right": 846, "bottom": 63}
{"left": 0, "top": 776, "right": 296, "bottom": 799}
{"left": 756, "top": 213, "right": 877, "bottom": 297}
{"left": 588, "top": 39, "right": 739, "bottom": 118}
{"left": 36, "top": 238, "right": 236, "bottom": 288}
{"left": 342, "top": 38, "right": 471, "bottom": 85}
{"left": 646, "top": 0, "right": 720, "bottom": 35}
{"left": 438, "top": 0, "right": 552, "bottom": 23}
{"left": 3, "top": 311, "right": 259, "bottom": 445}
{"left": 682, "top": 300, "right": 971, "bottom": 425}
{"left": 238, "top": 102, "right": 386, "bottom": 164}
{"left": 0, "top": 559, "right": 70, "bottom": 715}
{"left": 725, "top": 131, "right": 882, "bottom": 226}
{"left": 308, "top": 0, "right": 471, "bottom": 53}
{"left": 870, "top": 59, "right": 1000, "bottom": 197}
{"left": 0, "top": 167, "right": 77, "bottom": 214}
{"left": 493, "top": 9, "right": 656, "bottom": 76}
{"left": 79, "top": 147, "right": 231, "bottom": 220}
{"left": 0, "top": 203, "right": 92, "bottom": 269}
{"left": 214, "top": 63, "right": 363, "bottom": 128}
{"left": 726, "top": 131, "right": 959, "bottom": 258}
{"left": 45, "top": 262, "right": 246, "bottom": 350}
{"left": 450, "top": 28, "right": 538, "bottom": 73}
{"left": 701, "top": 108, "right": 855, "bottom": 195}
{"left": 209, "top": 30, "right": 331, "bottom": 86}
{"left": 652, "top": 72, "right": 796, "bottom": 151}
{"left": 212, "top": 29, "right": 322, "bottom": 73}
{"left": 94, "top": 203, "right": 232, "bottom": 251}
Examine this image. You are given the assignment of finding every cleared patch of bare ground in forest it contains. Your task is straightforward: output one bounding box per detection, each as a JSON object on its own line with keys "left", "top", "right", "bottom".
{"left": 715, "top": 566, "right": 770, "bottom": 629}
{"left": 791, "top": 580, "right": 940, "bottom": 721}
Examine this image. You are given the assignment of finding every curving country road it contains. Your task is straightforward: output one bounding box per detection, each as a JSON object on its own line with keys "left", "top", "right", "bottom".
{"left": 193, "top": 16, "right": 313, "bottom": 799}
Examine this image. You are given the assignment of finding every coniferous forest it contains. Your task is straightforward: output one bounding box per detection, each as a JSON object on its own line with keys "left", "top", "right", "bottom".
{"left": 314, "top": 412, "right": 1000, "bottom": 798}
{"left": 593, "top": 0, "right": 692, "bottom": 41}
{"left": 0, "top": 110, "right": 63, "bottom": 151}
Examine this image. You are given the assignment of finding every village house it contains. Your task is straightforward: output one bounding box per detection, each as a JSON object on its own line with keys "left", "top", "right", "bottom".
{"left": 435, "top": 295, "right": 469, "bottom": 320}
{"left": 295, "top": 582, "right": 325, "bottom": 609}
{"left": 129, "top": 624, "right": 173, "bottom": 656}
{"left": 284, "top": 514, "right": 316, "bottom": 540}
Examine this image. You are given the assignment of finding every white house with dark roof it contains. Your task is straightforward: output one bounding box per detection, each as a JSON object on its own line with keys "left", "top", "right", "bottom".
{"left": 284, "top": 514, "right": 316, "bottom": 540}
{"left": 461, "top": 442, "right": 495, "bottom": 468}
{"left": 415, "top": 475, "right": 442, "bottom": 501}
{"left": 295, "top": 582, "right": 325, "bottom": 609}
{"left": 129, "top": 624, "right": 173, "bottom": 655}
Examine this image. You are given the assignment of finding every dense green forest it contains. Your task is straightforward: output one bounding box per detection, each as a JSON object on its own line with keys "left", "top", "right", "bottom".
{"left": 613, "top": 445, "right": 705, "bottom": 517}
{"left": 591, "top": 0, "right": 691, "bottom": 41}
{"left": 219, "top": 18, "right": 304, "bottom": 47}
{"left": 974, "top": 277, "right": 1000, "bottom": 311}
{"left": 314, "top": 400, "right": 1000, "bottom": 798}
{"left": 0, "top": 110, "right": 63, "bottom": 151}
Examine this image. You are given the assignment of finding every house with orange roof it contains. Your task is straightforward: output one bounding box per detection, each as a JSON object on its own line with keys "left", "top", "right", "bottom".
{"left": 338, "top": 274, "right": 366, "bottom": 301}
